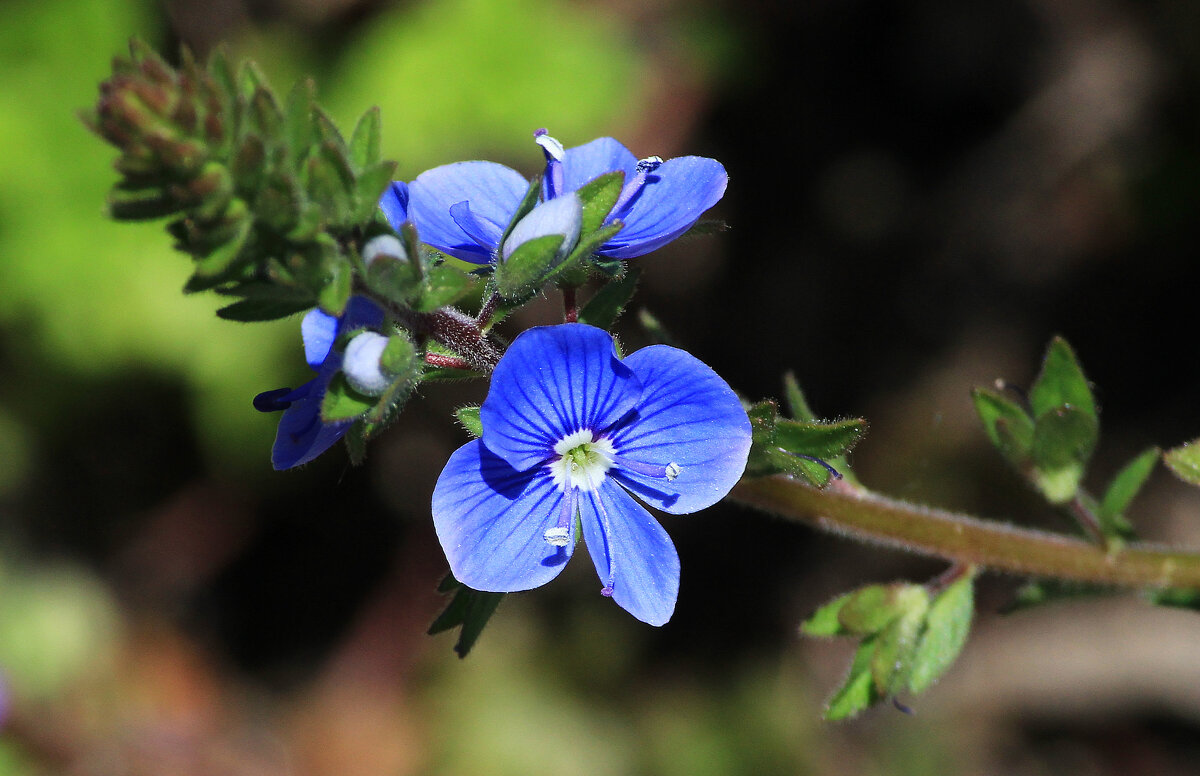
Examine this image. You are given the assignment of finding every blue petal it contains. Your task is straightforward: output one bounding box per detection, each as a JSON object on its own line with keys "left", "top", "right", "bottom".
{"left": 449, "top": 201, "right": 506, "bottom": 250}
{"left": 480, "top": 324, "right": 642, "bottom": 472}
{"left": 271, "top": 378, "right": 352, "bottom": 469}
{"left": 579, "top": 481, "right": 680, "bottom": 626}
{"left": 608, "top": 344, "right": 751, "bottom": 514}
{"left": 301, "top": 308, "right": 339, "bottom": 369}
{"left": 432, "top": 440, "right": 574, "bottom": 592}
{"left": 379, "top": 181, "right": 409, "bottom": 229}
{"left": 408, "top": 161, "right": 528, "bottom": 263}
{"left": 561, "top": 137, "right": 638, "bottom": 194}
{"left": 341, "top": 296, "right": 385, "bottom": 333}
{"left": 600, "top": 156, "right": 727, "bottom": 259}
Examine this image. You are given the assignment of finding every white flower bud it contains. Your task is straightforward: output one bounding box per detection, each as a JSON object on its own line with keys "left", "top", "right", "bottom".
{"left": 362, "top": 234, "right": 406, "bottom": 265}
{"left": 342, "top": 331, "right": 392, "bottom": 396}
{"left": 501, "top": 193, "right": 583, "bottom": 262}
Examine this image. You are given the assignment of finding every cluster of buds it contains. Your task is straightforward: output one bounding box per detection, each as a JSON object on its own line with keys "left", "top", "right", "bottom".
{"left": 83, "top": 40, "right": 398, "bottom": 315}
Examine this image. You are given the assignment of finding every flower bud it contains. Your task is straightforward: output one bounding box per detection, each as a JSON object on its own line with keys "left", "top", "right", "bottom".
{"left": 362, "top": 234, "right": 407, "bottom": 265}
{"left": 342, "top": 331, "right": 392, "bottom": 396}
{"left": 501, "top": 193, "right": 583, "bottom": 262}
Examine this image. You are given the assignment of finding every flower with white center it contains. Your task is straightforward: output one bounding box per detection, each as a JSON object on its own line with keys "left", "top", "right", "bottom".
{"left": 431, "top": 324, "right": 752, "bottom": 626}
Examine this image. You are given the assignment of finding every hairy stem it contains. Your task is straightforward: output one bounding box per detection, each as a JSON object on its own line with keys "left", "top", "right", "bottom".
{"left": 729, "top": 476, "right": 1200, "bottom": 589}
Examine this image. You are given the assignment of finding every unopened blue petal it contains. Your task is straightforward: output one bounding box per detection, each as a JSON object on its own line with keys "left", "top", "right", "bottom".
{"left": 432, "top": 440, "right": 573, "bottom": 592}
{"left": 271, "top": 378, "right": 351, "bottom": 469}
{"left": 480, "top": 324, "right": 642, "bottom": 472}
{"left": 379, "top": 181, "right": 409, "bottom": 229}
{"left": 409, "top": 161, "right": 528, "bottom": 263}
{"left": 600, "top": 156, "right": 727, "bottom": 259}
{"left": 579, "top": 481, "right": 679, "bottom": 626}
{"left": 301, "top": 308, "right": 339, "bottom": 369}
{"left": 561, "top": 137, "right": 638, "bottom": 194}
{"left": 608, "top": 344, "right": 750, "bottom": 514}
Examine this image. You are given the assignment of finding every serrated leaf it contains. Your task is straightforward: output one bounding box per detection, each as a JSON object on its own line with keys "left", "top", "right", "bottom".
{"left": 574, "top": 170, "right": 624, "bottom": 235}
{"left": 321, "top": 373, "right": 374, "bottom": 422}
{"left": 494, "top": 234, "right": 565, "bottom": 300}
{"left": 908, "top": 575, "right": 973, "bottom": 693}
{"left": 972, "top": 387, "right": 1035, "bottom": 466}
{"left": 824, "top": 640, "right": 880, "bottom": 721}
{"left": 348, "top": 106, "right": 382, "bottom": 170}
{"left": 1030, "top": 337, "right": 1096, "bottom": 420}
{"left": 578, "top": 267, "right": 641, "bottom": 329}
{"left": 775, "top": 417, "right": 865, "bottom": 460}
{"left": 428, "top": 574, "right": 505, "bottom": 658}
{"left": 455, "top": 406, "right": 483, "bottom": 438}
{"left": 1164, "top": 440, "right": 1200, "bottom": 486}
{"left": 1031, "top": 406, "right": 1098, "bottom": 503}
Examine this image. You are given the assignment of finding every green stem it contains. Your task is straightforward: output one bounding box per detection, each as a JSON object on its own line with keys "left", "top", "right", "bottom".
{"left": 729, "top": 476, "right": 1200, "bottom": 589}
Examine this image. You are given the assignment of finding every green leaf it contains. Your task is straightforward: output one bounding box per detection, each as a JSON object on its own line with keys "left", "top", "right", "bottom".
{"left": 188, "top": 216, "right": 252, "bottom": 285}
{"left": 318, "top": 261, "right": 351, "bottom": 316}
{"left": 840, "top": 584, "right": 927, "bottom": 636}
{"left": 1030, "top": 337, "right": 1096, "bottom": 420}
{"left": 1164, "top": 440, "right": 1200, "bottom": 486}
{"left": 455, "top": 406, "right": 483, "bottom": 438}
{"left": 354, "top": 160, "right": 398, "bottom": 223}
{"left": 380, "top": 334, "right": 416, "bottom": 375}
{"left": 574, "top": 170, "right": 624, "bottom": 235}
{"left": 344, "top": 420, "right": 368, "bottom": 466}
{"left": 972, "top": 387, "right": 1035, "bottom": 466}
{"left": 215, "top": 296, "right": 312, "bottom": 322}
{"left": 107, "top": 187, "right": 179, "bottom": 220}
{"left": 415, "top": 264, "right": 475, "bottom": 312}
{"left": 908, "top": 575, "right": 974, "bottom": 693}
{"left": 348, "top": 106, "right": 382, "bottom": 170}
{"left": 870, "top": 602, "right": 927, "bottom": 696}
{"left": 1097, "top": 446, "right": 1158, "bottom": 536}
{"left": 283, "top": 78, "right": 316, "bottom": 164}
{"left": 247, "top": 87, "right": 283, "bottom": 144}
{"left": 230, "top": 133, "right": 267, "bottom": 193}
{"left": 775, "top": 417, "right": 866, "bottom": 461}
{"left": 1031, "top": 406, "right": 1098, "bottom": 503}
{"left": 824, "top": 640, "right": 881, "bottom": 721}
{"left": 801, "top": 589, "right": 858, "bottom": 637}
{"left": 578, "top": 267, "right": 641, "bottom": 329}
{"left": 1002, "top": 578, "right": 1116, "bottom": 614}
{"left": 321, "top": 373, "right": 375, "bottom": 422}
{"left": 493, "top": 234, "right": 565, "bottom": 301}
{"left": 428, "top": 574, "right": 505, "bottom": 658}
{"left": 783, "top": 372, "right": 817, "bottom": 422}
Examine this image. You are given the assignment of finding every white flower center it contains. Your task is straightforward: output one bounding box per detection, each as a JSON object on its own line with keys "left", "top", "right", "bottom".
{"left": 548, "top": 429, "right": 615, "bottom": 492}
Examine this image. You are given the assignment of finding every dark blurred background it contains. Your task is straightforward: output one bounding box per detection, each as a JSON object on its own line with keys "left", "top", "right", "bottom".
{"left": 2, "top": 0, "right": 1200, "bottom": 773}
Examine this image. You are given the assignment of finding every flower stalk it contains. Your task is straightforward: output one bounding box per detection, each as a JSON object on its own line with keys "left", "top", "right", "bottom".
{"left": 730, "top": 475, "right": 1200, "bottom": 589}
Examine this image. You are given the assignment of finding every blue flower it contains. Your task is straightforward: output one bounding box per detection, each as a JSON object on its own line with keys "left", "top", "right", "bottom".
{"left": 431, "top": 324, "right": 751, "bottom": 625}
{"left": 403, "top": 131, "right": 727, "bottom": 264}
{"left": 254, "top": 296, "right": 384, "bottom": 469}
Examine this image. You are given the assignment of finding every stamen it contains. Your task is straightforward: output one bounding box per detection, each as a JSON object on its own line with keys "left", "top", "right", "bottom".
{"left": 534, "top": 129, "right": 565, "bottom": 200}
{"left": 544, "top": 489, "right": 576, "bottom": 547}
{"left": 610, "top": 156, "right": 663, "bottom": 219}
{"left": 592, "top": 491, "right": 617, "bottom": 597}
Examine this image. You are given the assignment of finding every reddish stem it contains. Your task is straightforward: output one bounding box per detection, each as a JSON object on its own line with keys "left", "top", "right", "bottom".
{"left": 425, "top": 352, "right": 473, "bottom": 370}
{"left": 562, "top": 286, "right": 578, "bottom": 323}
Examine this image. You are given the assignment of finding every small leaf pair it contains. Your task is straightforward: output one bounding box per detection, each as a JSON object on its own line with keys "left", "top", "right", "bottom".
{"left": 802, "top": 573, "right": 975, "bottom": 720}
